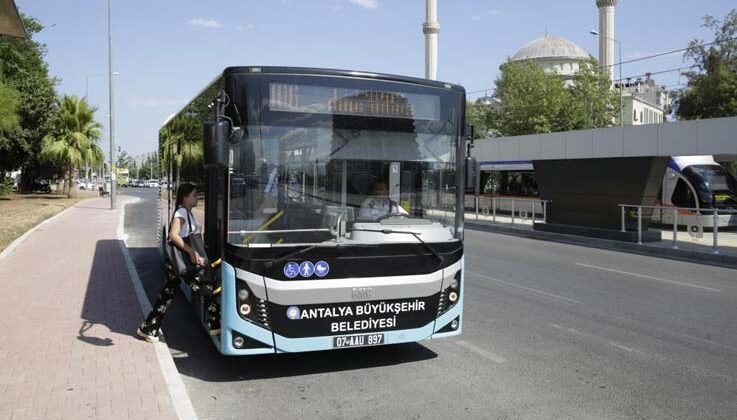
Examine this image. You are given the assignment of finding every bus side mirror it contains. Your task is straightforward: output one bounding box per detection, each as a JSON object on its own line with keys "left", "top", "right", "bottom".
{"left": 465, "top": 124, "right": 475, "bottom": 141}
{"left": 229, "top": 127, "right": 246, "bottom": 144}
{"left": 204, "top": 120, "right": 229, "bottom": 169}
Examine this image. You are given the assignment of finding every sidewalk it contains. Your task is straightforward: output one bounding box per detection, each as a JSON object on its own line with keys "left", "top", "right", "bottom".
{"left": 0, "top": 198, "right": 179, "bottom": 419}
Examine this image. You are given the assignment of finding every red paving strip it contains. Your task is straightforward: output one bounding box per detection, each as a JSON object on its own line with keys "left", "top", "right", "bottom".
{"left": 0, "top": 198, "right": 178, "bottom": 420}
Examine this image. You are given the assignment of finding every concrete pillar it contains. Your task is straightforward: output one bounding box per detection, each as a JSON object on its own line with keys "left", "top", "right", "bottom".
{"left": 596, "top": 0, "right": 617, "bottom": 82}
{"left": 423, "top": 0, "right": 440, "bottom": 80}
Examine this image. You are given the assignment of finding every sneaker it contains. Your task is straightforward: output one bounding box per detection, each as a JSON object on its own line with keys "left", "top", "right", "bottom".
{"left": 209, "top": 328, "right": 221, "bottom": 336}
{"left": 136, "top": 327, "right": 159, "bottom": 343}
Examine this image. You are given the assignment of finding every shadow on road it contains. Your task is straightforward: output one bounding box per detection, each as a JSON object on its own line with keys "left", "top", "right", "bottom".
{"left": 170, "top": 339, "right": 438, "bottom": 382}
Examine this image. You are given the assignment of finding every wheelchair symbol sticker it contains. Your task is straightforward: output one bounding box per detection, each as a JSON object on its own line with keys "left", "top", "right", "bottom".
{"left": 283, "top": 262, "right": 299, "bottom": 279}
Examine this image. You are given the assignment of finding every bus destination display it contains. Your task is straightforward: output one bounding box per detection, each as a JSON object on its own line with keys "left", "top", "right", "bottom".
{"left": 268, "top": 83, "right": 441, "bottom": 121}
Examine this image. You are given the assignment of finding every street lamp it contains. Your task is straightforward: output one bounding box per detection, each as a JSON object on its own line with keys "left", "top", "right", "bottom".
{"left": 589, "top": 29, "right": 623, "bottom": 127}
{"left": 85, "top": 72, "right": 118, "bottom": 98}
{"left": 108, "top": 0, "right": 116, "bottom": 210}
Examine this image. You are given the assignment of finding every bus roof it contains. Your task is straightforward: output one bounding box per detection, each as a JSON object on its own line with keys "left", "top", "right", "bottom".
{"left": 222, "top": 66, "right": 466, "bottom": 93}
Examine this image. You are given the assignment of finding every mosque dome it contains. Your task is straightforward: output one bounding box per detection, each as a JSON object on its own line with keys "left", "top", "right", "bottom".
{"left": 508, "top": 35, "right": 591, "bottom": 86}
{"left": 511, "top": 35, "right": 589, "bottom": 62}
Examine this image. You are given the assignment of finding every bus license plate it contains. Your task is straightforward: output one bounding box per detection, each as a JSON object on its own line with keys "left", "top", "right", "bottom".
{"left": 333, "top": 333, "right": 384, "bottom": 348}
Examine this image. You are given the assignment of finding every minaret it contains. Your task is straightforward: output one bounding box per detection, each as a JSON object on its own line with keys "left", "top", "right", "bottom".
{"left": 423, "top": 0, "right": 440, "bottom": 80}
{"left": 596, "top": 0, "right": 617, "bottom": 82}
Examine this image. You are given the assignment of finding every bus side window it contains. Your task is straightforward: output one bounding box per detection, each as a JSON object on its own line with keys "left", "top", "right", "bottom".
{"left": 671, "top": 178, "right": 696, "bottom": 208}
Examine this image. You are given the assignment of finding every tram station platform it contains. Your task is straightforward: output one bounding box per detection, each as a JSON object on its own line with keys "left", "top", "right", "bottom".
{"left": 471, "top": 116, "right": 737, "bottom": 233}
{"left": 0, "top": 198, "right": 182, "bottom": 419}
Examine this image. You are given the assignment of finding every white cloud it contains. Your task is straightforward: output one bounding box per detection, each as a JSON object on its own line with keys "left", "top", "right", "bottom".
{"left": 474, "top": 9, "right": 501, "bottom": 21}
{"left": 129, "top": 98, "right": 186, "bottom": 108}
{"left": 188, "top": 18, "right": 222, "bottom": 28}
{"left": 349, "top": 0, "right": 378, "bottom": 9}
{"left": 235, "top": 24, "right": 255, "bottom": 31}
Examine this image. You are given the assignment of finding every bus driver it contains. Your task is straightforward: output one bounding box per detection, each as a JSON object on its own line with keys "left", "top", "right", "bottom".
{"left": 358, "top": 181, "right": 408, "bottom": 220}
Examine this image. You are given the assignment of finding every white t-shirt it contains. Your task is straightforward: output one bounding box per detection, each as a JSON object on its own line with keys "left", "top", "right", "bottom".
{"left": 358, "top": 197, "right": 408, "bottom": 220}
{"left": 174, "top": 207, "right": 197, "bottom": 238}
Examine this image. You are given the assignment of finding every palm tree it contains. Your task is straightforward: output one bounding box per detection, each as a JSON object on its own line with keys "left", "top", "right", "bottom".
{"left": 42, "top": 95, "right": 103, "bottom": 197}
{"left": 117, "top": 150, "right": 131, "bottom": 169}
{"left": 160, "top": 113, "right": 203, "bottom": 185}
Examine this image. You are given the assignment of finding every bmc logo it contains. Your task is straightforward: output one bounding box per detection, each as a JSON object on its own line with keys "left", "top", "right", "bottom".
{"left": 351, "top": 287, "right": 374, "bottom": 300}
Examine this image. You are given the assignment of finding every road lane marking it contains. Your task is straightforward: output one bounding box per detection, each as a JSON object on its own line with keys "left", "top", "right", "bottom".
{"left": 454, "top": 340, "right": 507, "bottom": 364}
{"left": 467, "top": 271, "right": 584, "bottom": 305}
{"left": 551, "top": 323, "right": 637, "bottom": 353}
{"left": 574, "top": 263, "right": 722, "bottom": 292}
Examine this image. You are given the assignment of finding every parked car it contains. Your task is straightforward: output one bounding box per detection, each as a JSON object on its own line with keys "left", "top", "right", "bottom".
{"left": 148, "top": 179, "right": 160, "bottom": 188}
{"left": 76, "top": 180, "right": 93, "bottom": 190}
{"left": 31, "top": 180, "right": 52, "bottom": 193}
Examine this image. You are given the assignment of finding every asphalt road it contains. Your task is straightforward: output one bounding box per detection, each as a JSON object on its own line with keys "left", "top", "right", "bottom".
{"left": 123, "top": 189, "right": 737, "bottom": 420}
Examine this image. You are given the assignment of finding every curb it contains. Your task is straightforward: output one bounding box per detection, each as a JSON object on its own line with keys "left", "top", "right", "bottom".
{"left": 117, "top": 196, "right": 199, "bottom": 420}
{"left": 466, "top": 221, "right": 737, "bottom": 270}
{"left": 0, "top": 197, "right": 96, "bottom": 260}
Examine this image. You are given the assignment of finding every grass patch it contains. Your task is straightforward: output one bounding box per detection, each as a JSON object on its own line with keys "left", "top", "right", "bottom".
{"left": 0, "top": 192, "right": 98, "bottom": 253}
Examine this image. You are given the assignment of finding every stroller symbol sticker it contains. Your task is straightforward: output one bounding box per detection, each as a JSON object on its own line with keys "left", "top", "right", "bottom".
{"left": 314, "top": 261, "right": 330, "bottom": 277}
{"left": 283, "top": 262, "right": 299, "bottom": 279}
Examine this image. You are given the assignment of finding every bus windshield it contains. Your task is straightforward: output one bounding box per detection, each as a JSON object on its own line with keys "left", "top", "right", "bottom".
{"left": 684, "top": 164, "right": 737, "bottom": 208}
{"left": 227, "top": 76, "right": 462, "bottom": 246}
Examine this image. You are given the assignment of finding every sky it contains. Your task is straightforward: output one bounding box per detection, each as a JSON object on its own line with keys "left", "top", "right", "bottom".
{"left": 14, "top": 0, "right": 736, "bottom": 158}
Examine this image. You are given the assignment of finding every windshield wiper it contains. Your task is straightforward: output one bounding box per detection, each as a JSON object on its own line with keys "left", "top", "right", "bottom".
{"left": 263, "top": 245, "right": 319, "bottom": 269}
{"left": 351, "top": 228, "right": 444, "bottom": 263}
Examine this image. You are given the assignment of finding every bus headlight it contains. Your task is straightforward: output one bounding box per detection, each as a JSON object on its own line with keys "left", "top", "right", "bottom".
{"left": 237, "top": 280, "right": 271, "bottom": 329}
{"left": 437, "top": 270, "right": 461, "bottom": 316}
{"left": 233, "top": 336, "right": 245, "bottom": 348}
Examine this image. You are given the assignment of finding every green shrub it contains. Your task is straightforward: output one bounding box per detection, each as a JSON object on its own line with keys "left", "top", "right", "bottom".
{"left": 0, "top": 176, "right": 15, "bottom": 195}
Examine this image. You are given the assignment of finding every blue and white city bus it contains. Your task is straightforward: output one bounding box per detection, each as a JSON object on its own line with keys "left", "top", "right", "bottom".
{"left": 159, "top": 67, "right": 467, "bottom": 355}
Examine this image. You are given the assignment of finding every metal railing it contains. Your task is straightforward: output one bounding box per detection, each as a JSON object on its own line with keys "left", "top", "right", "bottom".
{"left": 618, "top": 204, "right": 737, "bottom": 254}
{"left": 466, "top": 196, "right": 551, "bottom": 225}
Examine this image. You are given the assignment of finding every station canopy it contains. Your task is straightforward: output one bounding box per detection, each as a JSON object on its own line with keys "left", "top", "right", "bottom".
{"left": 0, "top": 0, "right": 27, "bottom": 39}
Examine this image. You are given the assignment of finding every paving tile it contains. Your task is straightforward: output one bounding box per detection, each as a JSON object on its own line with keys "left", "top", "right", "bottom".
{"left": 0, "top": 199, "right": 177, "bottom": 418}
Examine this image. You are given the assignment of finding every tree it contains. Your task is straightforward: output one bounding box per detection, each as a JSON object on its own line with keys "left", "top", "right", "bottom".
{"left": 0, "top": 81, "right": 20, "bottom": 133}
{"left": 490, "top": 60, "right": 571, "bottom": 136}
{"left": 489, "top": 59, "right": 618, "bottom": 137}
{"left": 117, "top": 150, "right": 131, "bottom": 169}
{"left": 677, "top": 9, "right": 737, "bottom": 120}
{"left": 466, "top": 101, "right": 495, "bottom": 138}
{"left": 41, "top": 96, "right": 103, "bottom": 197}
{"left": 0, "top": 15, "right": 58, "bottom": 179}
{"left": 568, "top": 58, "right": 619, "bottom": 129}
